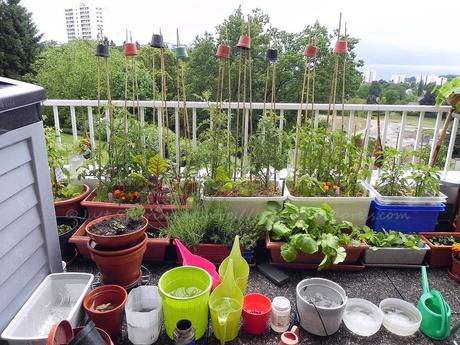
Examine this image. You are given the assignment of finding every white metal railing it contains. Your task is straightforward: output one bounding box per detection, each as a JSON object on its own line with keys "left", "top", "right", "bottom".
{"left": 42, "top": 100, "right": 458, "bottom": 176}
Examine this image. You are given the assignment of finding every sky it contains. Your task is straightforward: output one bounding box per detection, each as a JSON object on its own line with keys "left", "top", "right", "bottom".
{"left": 20, "top": 0, "right": 460, "bottom": 80}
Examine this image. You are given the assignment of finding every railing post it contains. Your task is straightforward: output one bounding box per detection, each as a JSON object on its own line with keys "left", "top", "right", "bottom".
{"left": 443, "top": 117, "right": 459, "bottom": 176}
{"left": 105, "top": 109, "right": 110, "bottom": 142}
{"left": 347, "top": 110, "right": 355, "bottom": 138}
{"left": 175, "top": 107, "right": 180, "bottom": 176}
{"left": 87, "top": 106, "right": 96, "bottom": 150}
{"left": 192, "top": 108, "right": 197, "bottom": 150}
{"left": 52, "top": 105, "right": 62, "bottom": 145}
{"left": 314, "top": 109, "right": 319, "bottom": 128}
{"left": 412, "top": 111, "right": 425, "bottom": 163}
{"left": 363, "top": 111, "right": 372, "bottom": 151}
{"left": 243, "top": 108, "right": 249, "bottom": 166}
{"left": 157, "top": 108, "right": 163, "bottom": 158}
{"left": 397, "top": 111, "right": 407, "bottom": 150}
{"left": 429, "top": 111, "right": 443, "bottom": 164}
{"left": 382, "top": 111, "right": 390, "bottom": 148}
{"left": 279, "top": 109, "right": 284, "bottom": 151}
{"left": 139, "top": 106, "right": 145, "bottom": 145}
{"left": 70, "top": 106, "right": 78, "bottom": 143}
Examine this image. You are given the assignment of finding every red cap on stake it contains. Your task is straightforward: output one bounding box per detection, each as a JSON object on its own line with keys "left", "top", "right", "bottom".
{"left": 304, "top": 44, "right": 317, "bottom": 58}
{"left": 124, "top": 42, "right": 138, "bottom": 57}
{"left": 237, "top": 35, "right": 251, "bottom": 50}
{"left": 334, "top": 40, "right": 348, "bottom": 54}
{"left": 216, "top": 44, "right": 231, "bottom": 59}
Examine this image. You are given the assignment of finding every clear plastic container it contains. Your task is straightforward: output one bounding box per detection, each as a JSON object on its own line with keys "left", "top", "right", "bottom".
{"left": 270, "top": 296, "right": 291, "bottom": 333}
{"left": 365, "top": 182, "right": 447, "bottom": 205}
{"left": 379, "top": 298, "right": 422, "bottom": 336}
{"left": 343, "top": 298, "right": 383, "bottom": 336}
{"left": 126, "top": 286, "right": 163, "bottom": 345}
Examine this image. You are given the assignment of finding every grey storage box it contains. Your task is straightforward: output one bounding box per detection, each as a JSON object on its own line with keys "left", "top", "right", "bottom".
{"left": 362, "top": 244, "right": 430, "bottom": 266}
{"left": 0, "top": 77, "right": 62, "bottom": 334}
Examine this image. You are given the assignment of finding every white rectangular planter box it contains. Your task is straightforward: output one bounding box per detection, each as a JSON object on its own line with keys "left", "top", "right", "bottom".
{"left": 284, "top": 181, "right": 374, "bottom": 227}
{"left": 362, "top": 244, "right": 430, "bottom": 265}
{"left": 1, "top": 273, "right": 94, "bottom": 345}
{"left": 365, "top": 182, "right": 447, "bottom": 205}
{"left": 202, "top": 180, "right": 286, "bottom": 217}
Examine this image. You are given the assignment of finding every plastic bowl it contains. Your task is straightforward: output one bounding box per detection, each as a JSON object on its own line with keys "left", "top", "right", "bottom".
{"left": 343, "top": 298, "right": 383, "bottom": 336}
{"left": 379, "top": 298, "right": 422, "bottom": 336}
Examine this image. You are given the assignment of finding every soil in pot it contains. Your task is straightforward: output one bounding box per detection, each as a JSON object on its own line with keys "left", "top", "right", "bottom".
{"left": 88, "top": 217, "right": 144, "bottom": 236}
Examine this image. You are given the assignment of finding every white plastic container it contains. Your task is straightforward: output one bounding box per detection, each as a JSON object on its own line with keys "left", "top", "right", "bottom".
{"left": 363, "top": 244, "right": 430, "bottom": 266}
{"left": 203, "top": 180, "right": 286, "bottom": 217}
{"left": 284, "top": 181, "right": 374, "bottom": 227}
{"left": 1, "top": 273, "right": 94, "bottom": 345}
{"left": 365, "top": 182, "right": 447, "bottom": 205}
{"left": 343, "top": 298, "right": 383, "bottom": 336}
{"left": 270, "top": 296, "right": 291, "bottom": 333}
{"left": 126, "top": 286, "right": 163, "bottom": 345}
{"left": 379, "top": 298, "right": 422, "bottom": 336}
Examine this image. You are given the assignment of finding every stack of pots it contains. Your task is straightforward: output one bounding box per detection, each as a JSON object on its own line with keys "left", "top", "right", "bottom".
{"left": 86, "top": 214, "right": 148, "bottom": 288}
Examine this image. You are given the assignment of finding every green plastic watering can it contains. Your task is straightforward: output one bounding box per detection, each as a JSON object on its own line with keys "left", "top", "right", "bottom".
{"left": 417, "top": 266, "right": 451, "bottom": 340}
{"left": 209, "top": 259, "right": 243, "bottom": 344}
{"left": 218, "top": 236, "right": 250, "bottom": 294}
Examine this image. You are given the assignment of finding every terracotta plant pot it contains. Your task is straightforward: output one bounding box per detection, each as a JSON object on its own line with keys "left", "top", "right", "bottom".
{"left": 266, "top": 233, "right": 368, "bottom": 266}
{"left": 420, "top": 232, "right": 460, "bottom": 267}
{"left": 334, "top": 40, "right": 348, "bottom": 54}
{"left": 216, "top": 44, "right": 231, "bottom": 59}
{"left": 57, "top": 216, "right": 79, "bottom": 262}
{"left": 85, "top": 214, "right": 148, "bottom": 248}
{"left": 55, "top": 184, "right": 90, "bottom": 217}
{"left": 173, "top": 241, "right": 255, "bottom": 265}
{"left": 88, "top": 233, "right": 147, "bottom": 288}
{"left": 304, "top": 44, "right": 317, "bottom": 58}
{"left": 69, "top": 219, "right": 170, "bottom": 261}
{"left": 237, "top": 35, "right": 251, "bottom": 50}
{"left": 81, "top": 189, "right": 187, "bottom": 223}
{"left": 450, "top": 253, "right": 460, "bottom": 278}
{"left": 124, "top": 42, "right": 137, "bottom": 56}
{"left": 83, "top": 285, "right": 128, "bottom": 338}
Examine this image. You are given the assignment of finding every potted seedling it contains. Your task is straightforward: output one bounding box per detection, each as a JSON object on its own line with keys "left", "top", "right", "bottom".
{"left": 360, "top": 228, "right": 429, "bottom": 266}
{"left": 420, "top": 232, "right": 460, "bottom": 267}
{"left": 366, "top": 148, "right": 446, "bottom": 232}
{"left": 259, "top": 201, "right": 368, "bottom": 271}
{"left": 449, "top": 244, "right": 460, "bottom": 282}
{"left": 164, "top": 202, "right": 262, "bottom": 264}
{"left": 201, "top": 112, "right": 287, "bottom": 216}
{"left": 45, "top": 127, "right": 90, "bottom": 217}
{"left": 286, "top": 127, "right": 374, "bottom": 226}
{"left": 57, "top": 216, "right": 79, "bottom": 262}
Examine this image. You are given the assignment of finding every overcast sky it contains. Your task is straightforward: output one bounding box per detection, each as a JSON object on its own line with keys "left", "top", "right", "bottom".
{"left": 21, "top": 0, "right": 460, "bottom": 79}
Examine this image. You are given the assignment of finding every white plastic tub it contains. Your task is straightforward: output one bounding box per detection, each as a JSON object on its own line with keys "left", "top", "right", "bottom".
{"left": 365, "top": 182, "right": 447, "bottom": 205}
{"left": 203, "top": 180, "right": 286, "bottom": 217}
{"left": 284, "top": 181, "right": 374, "bottom": 227}
{"left": 1, "top": 273, "right": 94, "bottom": 345}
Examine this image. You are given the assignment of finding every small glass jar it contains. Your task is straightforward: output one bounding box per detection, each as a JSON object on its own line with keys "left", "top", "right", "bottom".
{"left": 173, "top": 319, "right": 195, "bottom": 345}
{"left": 270, "top": 296, "right": 291, "bottom": 333}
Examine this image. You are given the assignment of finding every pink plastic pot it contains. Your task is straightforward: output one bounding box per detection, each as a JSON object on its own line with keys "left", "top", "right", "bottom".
{"left": 303, "top": 45, "right": 317, "bottom": 58}
{"left": 242, "top": 293, "right": 272, "bottom": 335}
{"left": 278, "top": 326, "right": 300, "bottom": 345}
{"left": 334, "top": 40, "right": 348, "bottom": 54}
{"left": 124, "top": 42, "right": 138, "bottom": 56}
{"left": 237, "top": 35, "right": 251, "bottom": 50}
{"left": 216, "top": 44, "right": 231, "bottom": 59}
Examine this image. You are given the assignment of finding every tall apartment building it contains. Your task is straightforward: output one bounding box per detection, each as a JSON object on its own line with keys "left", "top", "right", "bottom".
{"left": 363, "top": 69, "right": 377, "bottom": 83}
{"left": 390, "top": 75, "right": 406, "bottom": 84}
{"left": 65, "top": 2, "right": 104, "bottom": 41}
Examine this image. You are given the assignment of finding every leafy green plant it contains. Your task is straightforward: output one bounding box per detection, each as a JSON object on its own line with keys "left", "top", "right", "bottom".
{"left": 359, "top": 228, "right": 423, "bottom": 249}
{"left": 258, "top": 201, "right": 361, "bottom": 270}
{"left": 434, "top": 77, "right": 460, "bottom": 112}
{"left": 57, "top": 224, "right": 72, "bottom": 236}
{"left": 163, "top": 203, "right": 262, "bottom": 248}
{"left": 126, "top": 205, "right": 145, "bottom": 221}
{"left": 429, "top": 236, "right": 460, "bottom": 246}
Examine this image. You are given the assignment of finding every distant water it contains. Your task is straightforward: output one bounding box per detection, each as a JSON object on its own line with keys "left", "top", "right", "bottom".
{"left": 362, "top": 64, "right": 460, "bottom": 80}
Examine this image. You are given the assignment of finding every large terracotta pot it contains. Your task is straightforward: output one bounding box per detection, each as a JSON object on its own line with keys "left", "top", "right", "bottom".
{"left": 83, "top": 285, "right": 128, "bottom": 338}
{"left": 54, "top": 184, "right": 90, "bottom": 217}
{"left": 88, "top": 234, "right": 147, "bottom": 288}
{"left": 85, "top": 214, "right": 148, "bottom": 248}
{"left": 420, "top": 232, "right": 460, "bottom": 267}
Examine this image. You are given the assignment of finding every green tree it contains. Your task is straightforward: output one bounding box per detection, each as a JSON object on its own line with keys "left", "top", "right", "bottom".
{"left": 0, "top": 0, "right": 42, "bottom": 78}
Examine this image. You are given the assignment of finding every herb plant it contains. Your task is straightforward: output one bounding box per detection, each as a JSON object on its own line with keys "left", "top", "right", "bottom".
{"left": 258, "top": 201, "right": 362, "bottom": 270}
{"left": 429, "top": 236, "right": 460, "bottom": 246}
{"left": 126, "top": 205, "right": 145, "bottom": 221}
{"left": 57, "top": 224, "right": 72, "bottom": 236}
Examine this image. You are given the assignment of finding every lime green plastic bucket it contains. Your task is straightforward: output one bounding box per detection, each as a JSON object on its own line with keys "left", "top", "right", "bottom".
{"left": 159, "top": 266, "right": 212, "bottom": 339}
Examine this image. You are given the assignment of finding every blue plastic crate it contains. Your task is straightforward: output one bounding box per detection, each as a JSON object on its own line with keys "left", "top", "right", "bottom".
{"left": 367, "top": 200, "right": 445, "bottom": 233}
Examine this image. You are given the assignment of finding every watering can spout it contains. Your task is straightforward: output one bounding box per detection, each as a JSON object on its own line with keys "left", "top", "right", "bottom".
{"left": 421, "top": 266, "right": 430, "bottom": 295}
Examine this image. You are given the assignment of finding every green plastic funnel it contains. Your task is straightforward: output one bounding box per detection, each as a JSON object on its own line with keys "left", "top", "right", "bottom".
{"left": 417, "top": 266, "right": 451, "bottom": 340}
{"left": 209, "top": 259, "right": 243, "bottom": 344}
{"left": 159, "top": 266, "right": 212, "bottom": 340}
{"left": 218, "top": 236, "right": 250, "bottom": 294}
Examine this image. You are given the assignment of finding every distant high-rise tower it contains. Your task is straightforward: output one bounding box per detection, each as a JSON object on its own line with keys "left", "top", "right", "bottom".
{"left": 65, "top": 2, "right": 104, "bottom": 41}
{"left": 363, "top": 69, "right": 377, "bottom": 83}
{"left": 390, "top": 75, "right": 405, "bottom": 84}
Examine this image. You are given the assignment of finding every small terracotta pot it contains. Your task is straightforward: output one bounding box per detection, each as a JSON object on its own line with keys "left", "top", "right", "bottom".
{"left": 237, "top": 35, "right": 251, "bottom": 50}
{"left": 124, "top": 42, "right": 138, "bottom": 57}
{"left": 216, "top": 44, "right": 231, "bottom": 59}
{"left": 88, "top": 233, "right": 147, "bottom": 288}
{"left": 304, "top": 44, "right": 317, "bottom": 58}
{"left": 86, "top": 214, "right": 148, "bottom": 248}
{"left": 451, "top": 253, "right": 460, "bottom": 277}
{"left": 334, "top": 40, "right": 348, "bottom": 54}
{"left": 83, "top": 285, "right": 128, "bottom": 338}
{"left": 54, "top": 184, "right": 90, "bottom": 217}
{"left": 420, "top": 232, "right": 460, "bottom": 267}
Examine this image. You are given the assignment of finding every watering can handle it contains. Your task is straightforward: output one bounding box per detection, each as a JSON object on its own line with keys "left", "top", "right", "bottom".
{"left": 421, "top": 266, "right": 430, "bottom": 295}
{"left": 432, "top": 291, "right": 448, "bottom": 337}
{"left": 175, "top": 240, "right": 191, "bottom": 265}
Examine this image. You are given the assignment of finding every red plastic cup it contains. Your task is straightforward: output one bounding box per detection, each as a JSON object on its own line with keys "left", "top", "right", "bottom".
{"left": 242, "top": 293, "right": 272, "bottom": 335}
